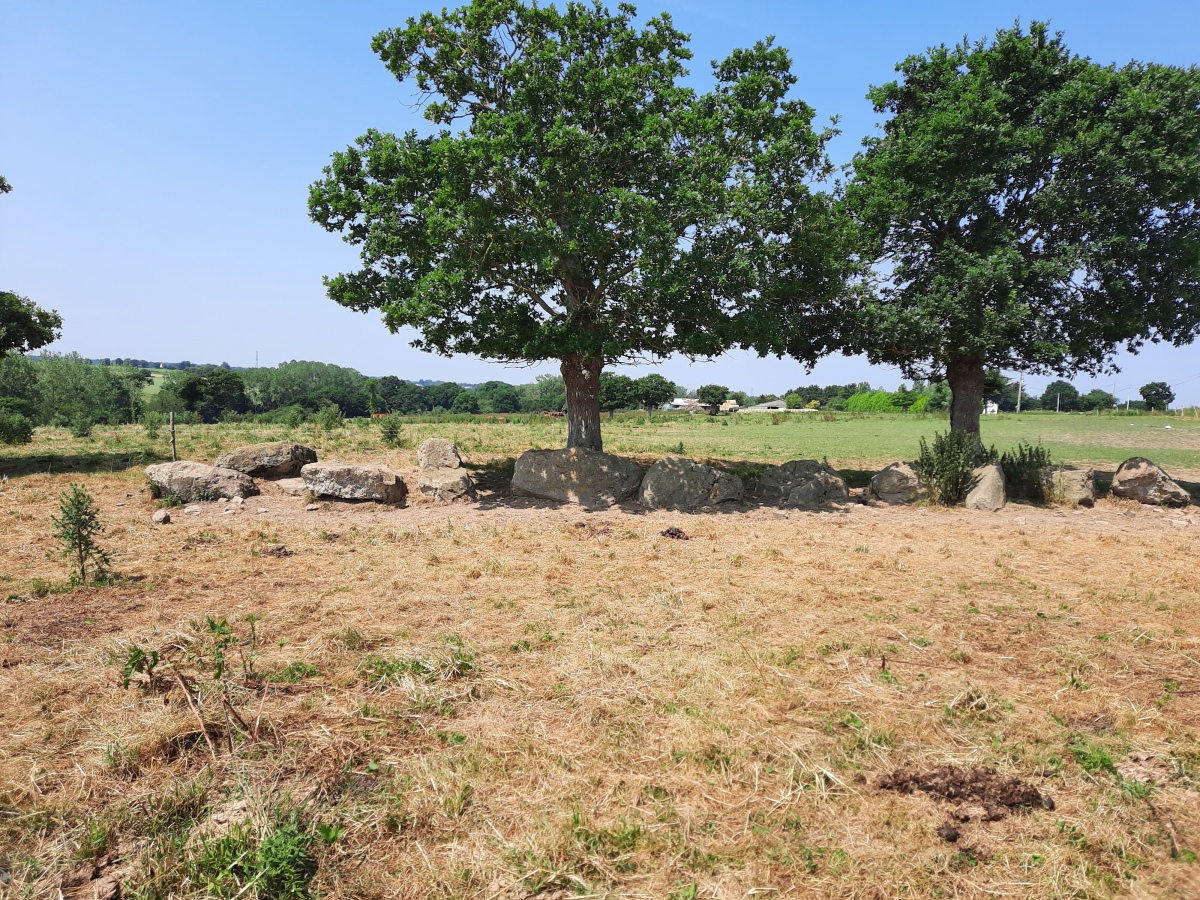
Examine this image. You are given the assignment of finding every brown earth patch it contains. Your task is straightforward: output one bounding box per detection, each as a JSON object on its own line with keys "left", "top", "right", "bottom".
{"left": 876, "top": 765, "right": 1054, "bottom": 814}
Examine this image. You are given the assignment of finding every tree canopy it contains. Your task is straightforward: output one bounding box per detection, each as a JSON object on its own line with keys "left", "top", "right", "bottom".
{"left": 847, "top": 22, "right": 1200, "bottom": 436}
{"left": 1, "top": 179, "right": 63, "bottom": 360}
{"left": 1, "top": 290, "right": 62, "bottom": 360}
{"left": 309, "top": 0, "right": 852, "bottom": 450}
{"left": 1139, "top": 381, "right": 1175, "bottom": 410}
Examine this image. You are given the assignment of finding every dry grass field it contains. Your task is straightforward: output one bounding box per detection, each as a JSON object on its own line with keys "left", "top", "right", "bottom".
{"left": 1, "top": 419, "right": 1198, "bottom": 899}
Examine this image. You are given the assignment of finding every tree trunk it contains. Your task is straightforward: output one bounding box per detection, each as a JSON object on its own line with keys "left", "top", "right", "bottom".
{"left": 946, "top": 357, "right": 985, "bottom": 436}
{"left": 561, "top": 354, "right": 604, "bottom": 451}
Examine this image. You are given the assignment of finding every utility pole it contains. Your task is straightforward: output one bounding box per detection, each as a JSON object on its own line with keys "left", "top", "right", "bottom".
{"left": 1056, "top": 392, "right": 1061, "bottom": 413}
{"left": 1016, "top": 375, "right": 1023, "bottom": 413}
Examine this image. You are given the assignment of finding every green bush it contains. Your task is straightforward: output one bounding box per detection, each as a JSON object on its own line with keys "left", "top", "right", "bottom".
{"left": 378, "top": 413, "right": 403, "bottom": 447}
{"left": 916, "top": 430, "right": 986, "bottom": 505}
{"left": 142, "top": 411, "right": 166, "bottom": 440}
{"left": 0, "top": 410, "right": 34, "bottom": 444}
{"left": 261, "top": 404, "right": 308, "bottom": 427}
{"left": 313, "top": 404, "right": 344, "bottom": 431}
{"left": 998, "top": 441, "right": 1053, "bottom": 501}
{"left": 69, "top": 414, "right": 94, "bottom": 438}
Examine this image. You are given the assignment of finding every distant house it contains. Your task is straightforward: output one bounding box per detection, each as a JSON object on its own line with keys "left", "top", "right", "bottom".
{"left": 984, "top": 400, "right": 999, "bottom": 415}
{"left": 719, "top": 399, "right": 740, "bottom": 412}
{"left": 739, "top": 399, "right": 788, "bottom": 412}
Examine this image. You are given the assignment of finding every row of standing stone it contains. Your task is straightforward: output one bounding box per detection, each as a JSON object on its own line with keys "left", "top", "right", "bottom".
{"left": 144, "top": 442, "right": 1191, "bottom": 513}
{"left": 144, "top": 439, "right": 476, "bottom": 507}
{"left": 509, "top": 448, "right": 1192, "bottom": 511}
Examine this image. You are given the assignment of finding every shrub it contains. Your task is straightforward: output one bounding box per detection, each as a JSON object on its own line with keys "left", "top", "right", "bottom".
{"left": 51, "top": 483, "right": 110, "bottom": 585}
{"left": 999, "top": 441, "right": 1052, "bottom": 501}
{"left": 69, "top": 414, "right": 94, "bottom": 438}
{"left": 378, "top": 413, "right": 403, "bottom": 447}
{"left": 916, "top": 430, "right": 986, "bottom": 505}
{"left": 0, "top": 410, "right": 34, "bottom": 444}
{"left": 142, "top": 411, "right": 166, "bottom": 439}
{"left": 314, "top": 404, "right": 344, "bottom": 431}
{"left": 261, "top": 404, "right": 308, "bottom": 427}
{"left": 784, "top": 392, "right": 803, "bottom": 409}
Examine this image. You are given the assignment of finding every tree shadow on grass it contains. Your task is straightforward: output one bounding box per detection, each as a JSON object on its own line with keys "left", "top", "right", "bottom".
{"left": 0, "top": 449, "right": 163, "bottom": 479}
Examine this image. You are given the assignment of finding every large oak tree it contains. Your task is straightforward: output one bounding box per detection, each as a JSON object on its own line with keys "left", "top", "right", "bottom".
{"left": 309, "top": 0, "right": 852, "bottom": 450}
{"left": 847, "top": 23, "right": 1200, "bottom": 436}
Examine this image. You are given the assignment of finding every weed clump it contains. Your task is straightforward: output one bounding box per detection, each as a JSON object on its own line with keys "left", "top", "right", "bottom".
{"left": 187, "top": 812, "right": 318, "bottom": 899}
{"left": 916, "top": 431, "right": 985, "bottom": 505}
{"left": 999, "top": 441, "right": 1053, "bottom": 501}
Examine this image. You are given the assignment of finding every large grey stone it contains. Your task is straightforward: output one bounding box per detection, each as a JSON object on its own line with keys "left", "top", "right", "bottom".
{"left": 639, "top": 457, "right": 744, "bottom": 509}
{"left": 145, "top": 461, "right": 258, "bottom": 502}
{"left": 786, "top": 471, "right": 850, "bottom": 510}
{"left": 868, "top": 462, "right": 922, "bottom": 505}
{"left": 964, "top": 462, "right": 1006, "bottom": 511}
{"left": 512, "top": 448, "right": 643, "bottom": 508}
{"left": 1041, "top": 466, "right": 1095, "bottom": 507}
{"left": 759, "top": 460, "right": 847, "bottom": 506}
{"left": 1111, "top": 458, "right": 1191, "bottom": 507}
{"left": 301, "top": 462, "right": 407, "bottom": 504}
{"left": 419, "top": 467, "right": 476, "bottom": 503}
{"left": 215, "top": 441, "right": 317, "bottom": 478}
{"left": 417, "top": 438, "right": 462, "bottom": 470}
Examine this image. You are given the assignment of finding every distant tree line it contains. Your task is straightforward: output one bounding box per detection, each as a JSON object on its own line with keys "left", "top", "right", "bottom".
{"left": 0, "top": 352, "right": 1186, "bottom": 442}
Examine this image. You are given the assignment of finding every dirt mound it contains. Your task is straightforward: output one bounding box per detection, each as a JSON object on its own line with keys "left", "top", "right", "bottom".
{"left": 876, "top": 765, "right": 1054, "bottom": 813}
{"left": 660, "top": 526, "right": 690, "bottom": 540}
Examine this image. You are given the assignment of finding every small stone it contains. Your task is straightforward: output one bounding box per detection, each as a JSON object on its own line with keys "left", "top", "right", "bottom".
{"left": 217, "top": 497, "right": 229, "bottom": 504}
{"left": 152, "top": 509, "right": 171, "bottom": 525}
{"left": 184, "top": 505, "right": 203, "bottom": 515}
{"left": 274, "top": 477, "right": 307, "bottom": 497}
{"left": 936, "top": 823, "right": 960, "bottom": 843}
{"left": 1014, "top": 516, "right": 1026, "bottom": 526}
{"left": 1170, "top": 519, "right": 1190, "bottom": 528}
{"left": 257, "top": 508, "right": 268, "bottom": 513}
{"left": 232, "top": 496, "right": 244, "bottom": 505}
{"left": 221, "top": 507, "right": 236, "bottom": 515}
{"left": 305, "top": 504, "right": 320, "bottom": 512}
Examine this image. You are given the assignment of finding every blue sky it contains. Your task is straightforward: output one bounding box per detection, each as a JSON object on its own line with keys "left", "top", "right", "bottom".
{"left": 2, "top": 0, "right": 1198, "bottom": 403}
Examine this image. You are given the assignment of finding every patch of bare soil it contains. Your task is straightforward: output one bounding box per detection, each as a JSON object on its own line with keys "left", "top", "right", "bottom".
{"left": 876, "top": 765, "right": 1055, "bottom": 815}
